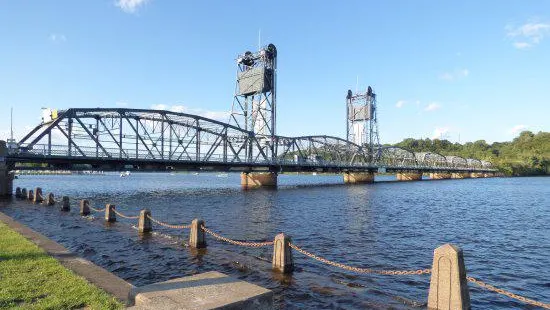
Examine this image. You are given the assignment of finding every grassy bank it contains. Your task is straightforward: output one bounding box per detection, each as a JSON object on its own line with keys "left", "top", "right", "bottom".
{"left": 0, "top": 222, "right": 123, "bottom": 309}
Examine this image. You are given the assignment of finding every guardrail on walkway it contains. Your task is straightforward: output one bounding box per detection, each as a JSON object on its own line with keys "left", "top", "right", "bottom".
{"left": 13, "top": 186, "right": 550, "bottom": 309}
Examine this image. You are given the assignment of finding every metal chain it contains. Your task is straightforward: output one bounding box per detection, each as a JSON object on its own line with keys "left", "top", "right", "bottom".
{"left": 113, "top": 209, "right": 139, "bottom": 219}
{"left": 467, "top": 276, "right": 550, "bottom": 309}
{"left": 201, "top": 226, "right": 274, "bottom": 247}
{"left": 146, "top": 215, "right": 190, "bottom": 229}
{"left": 89, "top": 206, "right": 106, "bottom": 212}
{"left": 289, "top": 243, "right": 431, "bottom": 275}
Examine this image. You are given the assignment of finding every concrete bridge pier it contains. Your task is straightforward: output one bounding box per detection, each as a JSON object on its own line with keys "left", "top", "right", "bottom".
{"left": 0, "top": 141, "right": 14, "bottom": 197}
{"left": 396, "top": 171, "right": 423, "bottom": 181}
{"left": 343, "top": 172, "right": 374, "bottom": 184}
{"left": 430, "top": 172, "right": 452, "bottom": 180}
{"left": 451, "top": 172, "right": 470, "bottom": 179}
{"left": 241, "top": 172, "right": 278, "bottom": 189}
{"left": 483, "top": 172, "right": 494, "bottom": 178}
{"left": 470, "top": 172, "right": 484, "bottom": 178}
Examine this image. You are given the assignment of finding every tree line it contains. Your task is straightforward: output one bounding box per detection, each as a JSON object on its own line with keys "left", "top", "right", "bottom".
{"left": 392, "top": 131, "right": 550, "bottom": 176}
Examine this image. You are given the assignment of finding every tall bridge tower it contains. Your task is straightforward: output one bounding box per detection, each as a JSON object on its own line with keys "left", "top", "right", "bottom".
{"left": 346, "top": 86, "right": 380, "bottom": 160}
{"left": 229, "top": 44, "right": 277, "bottom": 161}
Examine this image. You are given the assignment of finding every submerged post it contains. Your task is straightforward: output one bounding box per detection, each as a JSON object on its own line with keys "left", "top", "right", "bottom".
{"left": 189, "top": 219, "right": 206, "bottom": 248}
{"left": 138, "top": 209, "right": 152, "bottom": 233}
{"left": 105, "top": 204, "right": 116, "bottom": 222}
{"left": 21, "top": 188, "right": 27, "bottom": 199}
{"left": 61, "top": 196, "right": 70, "bottom": 211}
{"left": 33, "top": 187, "right": 43, "bottom": 204}
{"left": 272, "top": 233, "right": 293, "bottom": 274}
{"left": 27, "top": 189, "right": 34, "bottom": 201}
{"left": 15, "top": 187, "right": 21, "bottom": 198}
{"left": 427, "top": 243, "right": 470, "bottom": 310}
{"left": 44, "top": 193, "right": 55, "bottom": 206}
{"left": 80, "top": 199, "right": 90, "bottom": 216}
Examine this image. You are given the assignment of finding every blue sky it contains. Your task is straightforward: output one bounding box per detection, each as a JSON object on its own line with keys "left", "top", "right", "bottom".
{"left": 1, "top": 0, "right": 549, "bottom": 144}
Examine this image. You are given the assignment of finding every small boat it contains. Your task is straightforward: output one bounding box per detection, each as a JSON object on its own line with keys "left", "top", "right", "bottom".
{"left": 312, "top": 172, "right": 317, "bottom": 176}
{"left": 120, "top": 171, "right": 130, "bottom": 177}
{"left": 192, "top": 172, "right": 199, "bottom": 176}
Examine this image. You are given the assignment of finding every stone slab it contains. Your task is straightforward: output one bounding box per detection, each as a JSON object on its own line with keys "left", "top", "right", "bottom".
{"left": 129, "top": 271, "right": 273, "bottom": 310}
{"left": 0, "top": 211, "right": 135, "bottom": 304}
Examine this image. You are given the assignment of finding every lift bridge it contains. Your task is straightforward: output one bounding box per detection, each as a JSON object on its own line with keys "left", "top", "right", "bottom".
{"left": 1, "top": 43, "right": 496, "bottom": 190}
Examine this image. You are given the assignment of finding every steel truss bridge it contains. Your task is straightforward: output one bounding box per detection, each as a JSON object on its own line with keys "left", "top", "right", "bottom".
{"left": 7, "top": 108, "right": 495, "bottom": 174}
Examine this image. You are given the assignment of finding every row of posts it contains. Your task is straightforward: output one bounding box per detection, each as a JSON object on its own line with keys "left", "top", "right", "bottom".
{"left": 14, "top": 186, "right": 471, "bottom": 309}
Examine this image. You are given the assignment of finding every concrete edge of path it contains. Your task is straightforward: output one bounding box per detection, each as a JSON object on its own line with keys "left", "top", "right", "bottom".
{"left": 0, "top": 211, "right": 136, "bottom": 306}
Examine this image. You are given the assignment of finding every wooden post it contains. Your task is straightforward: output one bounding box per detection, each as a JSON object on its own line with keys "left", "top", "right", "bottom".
{"left": 44, "top": 193, "right": 55, "bottom": 206}
{"left": 80, "top": 199, "right": 90, "bottom": 216}
{"left": 27, "top": 189, "right": 34, "bottom": 201}
{"left": 61, "top": 196, "right": 70, "bottom": 211}
{"left": 138, "top": 209, "right": 152, "bottom": 233}
{"left": 428, "top": 243, "right": 471, "bottom": 310}
{"left": 21, "top": 188, "right": 27, "bottom": 199}
{"left": 105, "top": 204, "right": 116, "bottom": 222}
{"left": 33, "top": 187, "right": 43, "bottom": 204}
{"left": 272, "top": 233, "right": 293, "bottom": 274}
{"left": 189, "top": 219, "right": 206, "bottom": 248}
{"left": 15, "top": 187, "right": 21, "bottom": 198}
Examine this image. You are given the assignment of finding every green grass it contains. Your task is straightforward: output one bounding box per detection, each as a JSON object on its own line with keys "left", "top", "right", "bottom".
{"left": 0, "top": 222, "right": 123, "bottom": 309}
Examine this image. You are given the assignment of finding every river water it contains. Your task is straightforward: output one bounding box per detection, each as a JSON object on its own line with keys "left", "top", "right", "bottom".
{"left": 1, "top": 173, "right": 548, "bottom": 309}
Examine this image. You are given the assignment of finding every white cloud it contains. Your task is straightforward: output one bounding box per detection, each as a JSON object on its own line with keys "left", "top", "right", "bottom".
{"left": 507, "top": 22, "right": 550, "bottom": 49}
{"left": 424, "top": 102, "right": 441, "bottom": 112}
{"left": 395, "top": 100, "right": 406, "bottom": 108}
{"left": 150, "top": 104, "right": 230, "bottom": 121}
{"left": 432, "top": 127, "right": 450, "bottom": 140}
{"left": 115, "top": 0, "right": 150, "bottom": 13}
{"left": 439, "top": 68, "right": 469, "bottom": 81}
{"left": 49, "top": 33, "right": 66, "bottom": 42}
{"left": 509, "top": 124, "right": 528, "bottom": 134}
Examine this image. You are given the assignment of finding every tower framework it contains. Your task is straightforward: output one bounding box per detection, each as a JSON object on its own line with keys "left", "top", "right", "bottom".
{"left": 346, "top": 86, "right": 380, "bottom": 161}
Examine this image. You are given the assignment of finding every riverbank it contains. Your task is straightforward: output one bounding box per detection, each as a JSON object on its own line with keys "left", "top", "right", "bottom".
{"left": 0, "top": 218, "right": 123, "bottom": 309}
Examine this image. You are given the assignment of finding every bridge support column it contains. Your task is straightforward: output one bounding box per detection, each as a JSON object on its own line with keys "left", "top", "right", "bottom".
{"left": 396, "top": 171, "right": 423, "bottom": 181}
{"left": 451, "top": 172, "right": 469, "bottom": 179}
{"left": 469, "top": 172, "right": 483, "bottom": 178}
{"left": 343, "top": 172, "right": 374, "bottom": 184}
{"left": 483, "top": 172, "right": 494, "bottom": 178}
{"left": 0, "top": 141, "right": 14, "bottom": 197}
{"left": 241, "top": 172, "right": 278, "bottom": 189}
{"left": 430, "top": 172, "right": 451, "bottom": 180}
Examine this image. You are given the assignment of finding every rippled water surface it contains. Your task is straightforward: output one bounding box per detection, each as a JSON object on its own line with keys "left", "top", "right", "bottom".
{"left": 1, "top": 173, "right": 549, "bottom": 309}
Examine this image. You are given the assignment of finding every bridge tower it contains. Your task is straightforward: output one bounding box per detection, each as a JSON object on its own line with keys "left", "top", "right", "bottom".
{"left": 346, "top": 86, "right": 380, "bottom": 161}
{"left": 229, "top": 44, "right": 277, "bottom": 161}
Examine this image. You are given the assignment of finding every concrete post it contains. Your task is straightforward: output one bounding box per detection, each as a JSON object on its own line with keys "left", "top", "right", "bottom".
{"left": 33, "top": 187, "right": 43, "bottom": 204}
{"left": 80, "top": 199, "right": 90, "bottom": 216}
{"left": 138, "top": 209, "right": 152, "bottom": 233}
{"left": 61, "top": 196, "right": 70, "bottom": 211}
{"left": 189, "top": 219, "right": 206, "bottom": 248}
{"left": 27, "top": 189, "right": 34, "bottom": 201}
{"left": 272, "top": 233, "right": 293, "bottom": 274}
{"left": 241, "top": 172, "right": 278, "bottom": 189}
{"left": 21, "top": 188, "right": 27, "bottom": 199}
{"left": 427, "top": 244, "right": 471, "bottom": 310}
{"left": 44, "top": 193, "right": 55, "bottom": 206}
{"left": 0, "top": 141, "right": 14, "bottom": 197}
{"left": 105, "top": 204, "right": 116, "bottom": 222}
{"left": 15, "top": 187, "right": 21, "bottom": 198}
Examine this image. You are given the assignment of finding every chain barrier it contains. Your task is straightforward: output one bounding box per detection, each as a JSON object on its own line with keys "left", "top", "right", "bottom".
{"left": 289, "top": 243, "right": 431, "bottom": 275}
{"left": 89, "top": 206, "right": 106, "bottom": 212}
{"left": 146, "top": 215, "right": 190, "bottom": 229}
{"left": 113, "top": 209, "right": 139, "bottom": 219}
{"left": 467, "top": 276, "right": 550, "bottom": 309}
{"left": 201, "top": 226, "right": 274, "bottom": 247}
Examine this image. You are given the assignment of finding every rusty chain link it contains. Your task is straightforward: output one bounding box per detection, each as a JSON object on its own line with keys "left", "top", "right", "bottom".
{"left": 89, "top": 206, "right": 105, "bottom": 212}
{"left": 467, "top": 276, "right": 550, "bottom": 309}
{"left": 201, "top": 226, "right": 274, "bottom": 247}
{"left": 113, "top": 209, "right": 139, "bottom": 219}
{"left": 146, "top": 215, "right": 190, "bottom": 229}
{"left": 289, "top": 243, "right": 431, "bottom": 275}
